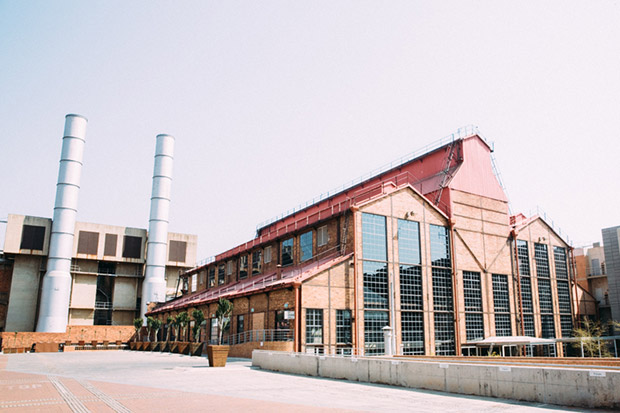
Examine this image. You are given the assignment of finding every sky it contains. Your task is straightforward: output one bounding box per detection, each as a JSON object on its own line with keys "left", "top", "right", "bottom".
{"left": 1, "top": 1, "right": 619, "bottom": 261}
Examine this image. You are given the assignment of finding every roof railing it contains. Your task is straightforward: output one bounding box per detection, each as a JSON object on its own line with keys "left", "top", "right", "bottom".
{"left": 255, "top": 125, "right": 482, "bottom": 232}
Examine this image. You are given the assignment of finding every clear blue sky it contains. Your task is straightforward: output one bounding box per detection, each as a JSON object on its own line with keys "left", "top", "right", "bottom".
{"left": 1, "top": 1, "right": 619, "bottom": 261}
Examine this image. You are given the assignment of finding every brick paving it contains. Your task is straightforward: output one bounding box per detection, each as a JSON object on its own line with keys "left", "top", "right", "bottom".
{"left": 0, "top": 352, "right": 604, "bottom": 412}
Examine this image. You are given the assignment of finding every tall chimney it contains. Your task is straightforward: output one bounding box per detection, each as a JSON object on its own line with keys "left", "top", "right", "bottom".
{"left": 36, "top": 114, "right": 87, "bottom": 332}
{"left": 141, "top": 134, "right": 175, "bottom": 319}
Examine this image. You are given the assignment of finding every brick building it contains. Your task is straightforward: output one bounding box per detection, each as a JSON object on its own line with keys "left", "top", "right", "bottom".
{"left": 0, "top": 214, "right": 196, "bottom": 332}
{"left": 149, "top": 129, "right": 576, "bottom": 356}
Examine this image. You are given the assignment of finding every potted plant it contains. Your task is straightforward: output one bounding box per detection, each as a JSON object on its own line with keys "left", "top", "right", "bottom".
{"left": 132, "top": 318, "right": 143, "bottom": 350}
{"left": 207, "top": 298, "right": 233, "bottom": 367}
{"left": 190, "top": 309, "right": 205, "bottom": 356}
{"left": 175, "top": 311, "right": 190, "bottom": 354}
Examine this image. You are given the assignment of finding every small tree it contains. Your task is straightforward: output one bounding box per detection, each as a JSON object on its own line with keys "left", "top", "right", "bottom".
{"left": 146, "top": 316, "right": 155, "bottom": 342}
{"left": 192, "top": 309, "right": 205, "bottom": 343}
{"left": 572, "top": 319, "right": 611, "bottom": 357}
{"left": 133, "top": 318, "right": 144, "bottom": 342}
{"left": 152, "top": 318, "right": 162, "bottom": 342}
{"left": 176, "top": 311, "right": 190, "bottom": 342}
{"left": 166, "top": 316, "right": 174, "bottom": 342}
{"left": 216, "top": 298, "right": 233, "bottom": 345}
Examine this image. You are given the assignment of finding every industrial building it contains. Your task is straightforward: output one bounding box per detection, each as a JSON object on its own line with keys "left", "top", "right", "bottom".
{"left": 149, "top": 128, "right": 576, "bottom": 357}
{"left": 0, "top": 214, "right": 196, "bottom": 331}
{"left": 0, "top": 114, "right": 197, "bottom": 333}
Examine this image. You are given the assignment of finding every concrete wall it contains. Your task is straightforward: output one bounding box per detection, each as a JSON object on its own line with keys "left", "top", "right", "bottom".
{"left": 252, "top": 351, "right": 620, "bottom": 409}
{"left": 4, "top": 255, "right": 42, "bottom": 332}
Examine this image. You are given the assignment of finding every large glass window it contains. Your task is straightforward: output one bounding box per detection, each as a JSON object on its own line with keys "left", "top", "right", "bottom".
{"left": 517, "top": 240, "right": 535, "bottom": 336}
{"left": 463, "top": 271, "right": 484, "bottom": 341}
{"left": 534, "top": 243, "right": 550, "bottom": 278}
{"left": 430, "top": 225, "right": 454, "bottom": 355}
{"left": 492, "top": 274, "right": 511, "bottom": 337}
{"left": 400, "top": 266, "right": 423, "bottom": 311}
{"left": 305, "top": 309, "right": 323, "bottom": 344}
{"left": 398, "top": 219, "right": 423, "bottom": 354}
{"left": 281, "top": 238, "right": 293, "bottom": 266}
{"left": 336, "top": 310, "right": 352, "bottom": 344}
{"left": 538, "top": 278, "right": 553, "bottom": 313}
{"left": 554, "top": 246, "right": 568, "bottom": 279}
{"left": 300, "top": 231, "right": 313, "bottom": 262}
{"left": 541, "top": 314, "right": 555, "bottom": 339}
{"left": 362, "top": 213, "right": 387, "bottom": 261}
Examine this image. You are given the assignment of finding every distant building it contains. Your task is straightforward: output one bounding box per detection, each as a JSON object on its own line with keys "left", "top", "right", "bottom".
{"left": 573, "top": 243, "right": 610, "bottom": 323}
{"left": 0, "top": 214, "right": 196, "bottom": 332}
{"left": 149, "top": 130, "right": 576, "bottom": 357}
{"left": 602, "top": 226, "right": 620, "bottom": 325}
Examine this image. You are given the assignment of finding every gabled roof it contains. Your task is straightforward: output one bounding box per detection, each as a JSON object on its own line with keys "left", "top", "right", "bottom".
{"left": 148, "top": 252, "right": 353, "bottom": 315}
{"left": 511, "top": 214, "right": 570, "bottom": 247}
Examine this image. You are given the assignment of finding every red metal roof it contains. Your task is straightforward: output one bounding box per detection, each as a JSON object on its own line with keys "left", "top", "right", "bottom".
{"left": 149, "top": 251, "right": 353, "bottom": 314}
{"left": 192, "top": 134, "right": 506, "bottom": 273}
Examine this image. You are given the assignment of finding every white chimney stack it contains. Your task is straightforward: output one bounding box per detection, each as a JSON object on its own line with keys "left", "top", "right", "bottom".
{"left": 141, "top": 134, "right": 175, "bottom": 319}
{"left": 36, "top": 114, "right": 87, "bottom": 332}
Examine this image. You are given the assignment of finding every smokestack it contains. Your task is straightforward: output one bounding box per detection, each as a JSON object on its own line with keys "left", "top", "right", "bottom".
{"left": 36, "top": 114, "right": 87, "bottom": 332}
{"left": 141, "top": 134, "right": 175, "bottom": 319}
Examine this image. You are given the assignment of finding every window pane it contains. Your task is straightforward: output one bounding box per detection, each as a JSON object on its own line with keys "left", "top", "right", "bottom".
{"left": 398, "top": 220, "right": 420, "bottom": 265}
{"left": 336, "top": 310, "right": 352, "bottom": 344}
{"left": 538, "top": 278, "right": 553, "bottom": 313}
{"left": 364, "top": 311, "right": 388, "bottom": 355}
{"left": 305, "top": 309, "right": 323, "bottom": 344}
{"left": 465, "top": 313, "right": 484, "bottom": 341}
{"left": 430, "top": 225, "right": 451, "bottom": 268}
{"left": 463, "top": 271, "right": 482, "bottom": 312}
{"left": 281, "top": 238, "right": 293, "bottom": 266}
{"left": 363, "top": 261, "right": 388, "bottom": 309}
{"left": 300, "top": 231, "right": 313, "bottom": 262}
{"left": 554, "top": 246, "right": 568, "bottom": 279}
{"left": 434, "top": 312, "right": 455, "bottom": 355}
{"left": 362, "top": 213, "right": 387, "bottom": 261}
{"left": 252, "top": 250, "right": 262, "bottom": 275}
{"left": 400, "top": 266, "right": 423, "bottom": 311}
{"left": 401, "top": 312, "right": 424, "bottom": 354}
{"left": 218, "top": 264, "right": 225, "bottom": 285}
{"left": 317, "top": 226, "right": 328, "bottom": 247}
{"left": 516, "top": 240, "right": 530, "bottom": 276}
{"left": 432, "top": 268, "right": 453, "bottom": 312}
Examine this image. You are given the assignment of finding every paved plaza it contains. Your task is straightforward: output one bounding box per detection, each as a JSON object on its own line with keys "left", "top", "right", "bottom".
{"left": 0, "top": 351, "right": 605, "bottom": 412}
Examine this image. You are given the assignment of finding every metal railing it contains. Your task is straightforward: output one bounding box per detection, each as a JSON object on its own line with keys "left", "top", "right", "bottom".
{"left": 94, "top": 301, "right": 113, "bottom": 310}
{"left": 255, "top": 125, "right": 481, "bottom": 231}
{"left": 213, "top": 329, "right": 294, "bottom": 346}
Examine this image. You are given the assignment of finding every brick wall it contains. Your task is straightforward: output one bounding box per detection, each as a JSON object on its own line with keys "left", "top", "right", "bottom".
{"left": 0, "top": 325, "right": 135, "bottom": 350}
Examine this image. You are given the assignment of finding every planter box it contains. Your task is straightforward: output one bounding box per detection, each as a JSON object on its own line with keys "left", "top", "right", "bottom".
{"left": 207, "top": 345, "right": 230, "bottom": 367}
{"left": 149, "top": 342, "right": 160, "bottom": 351}
{"left": 91, "top": 340, "right": 98, "bottom": 348}
{"left": 170, "top": 342, "right": 180, "bottom": 353}
{"left": 129, "top": 342, "right": 137, "bottom": 350}
{"left": 178, "top": 342, "right": 190, "bottom": 355}
{"left": 160, "top": 342, "right": 170, "bottom": 352}
{"left": 190, "top": 343, "right": 204, "bottom": 357}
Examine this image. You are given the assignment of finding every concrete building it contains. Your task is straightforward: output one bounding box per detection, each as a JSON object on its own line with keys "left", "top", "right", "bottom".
{"left": 149, "top": 129, "right": 575, "bottom": 357}
{"left": 573, "top": 243, "right": 610, "bottom": 324}
{"left": 0, "top": 213, "right": 196, "bottom": 332}
{"left": 602, "top": 225, "right": 620, "bottom": 325}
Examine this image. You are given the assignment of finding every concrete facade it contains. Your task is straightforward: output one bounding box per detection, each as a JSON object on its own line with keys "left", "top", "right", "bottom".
{"left": 1, "top": 214, "right": 196, "bottom": 332}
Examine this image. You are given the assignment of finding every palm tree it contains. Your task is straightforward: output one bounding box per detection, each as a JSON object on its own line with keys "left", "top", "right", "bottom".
{"left": 152, "top": 318, "right": 162, "bottom": 342}
{"left": 216, "top": 298, "right": 233, "bottom": 345}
